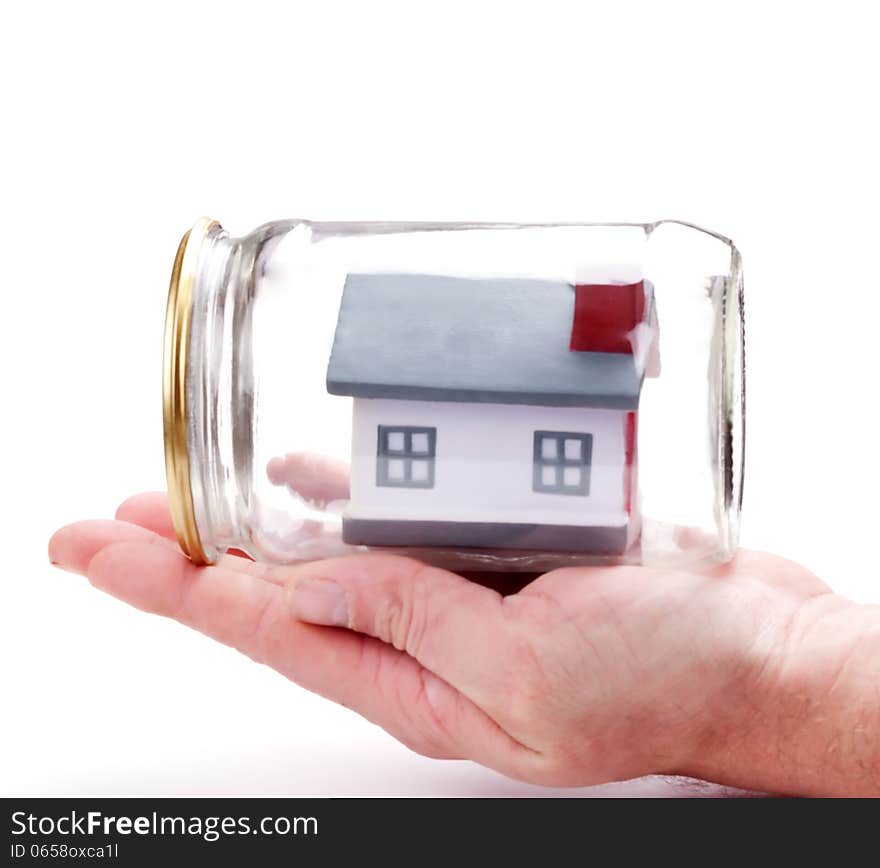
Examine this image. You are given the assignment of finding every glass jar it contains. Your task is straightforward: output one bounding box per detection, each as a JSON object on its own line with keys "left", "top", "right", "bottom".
{"left": 163, "top": 217, "right": 744, "bottom": 571}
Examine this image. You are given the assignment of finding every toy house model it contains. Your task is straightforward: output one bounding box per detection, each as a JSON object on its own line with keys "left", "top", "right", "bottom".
{"left": 326, "top": 273, "right": 657, "bottom": 555}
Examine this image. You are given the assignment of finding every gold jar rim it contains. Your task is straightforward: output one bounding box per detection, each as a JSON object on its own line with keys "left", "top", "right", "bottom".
{"left": 162, "top": 217, "right": 220, "bottom": 565}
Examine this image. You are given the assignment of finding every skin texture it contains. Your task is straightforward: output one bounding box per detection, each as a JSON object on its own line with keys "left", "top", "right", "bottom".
{"left": 48, "top": 463, "right": 880, "bottom": 796}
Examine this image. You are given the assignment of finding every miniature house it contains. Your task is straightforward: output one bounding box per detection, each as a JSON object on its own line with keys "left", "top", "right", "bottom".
{"left": 326, "top": 273, "right": 657, "bottom": 555}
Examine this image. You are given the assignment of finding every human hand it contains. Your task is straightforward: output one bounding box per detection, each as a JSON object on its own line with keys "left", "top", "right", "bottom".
{"left": 49, "top": 488, "right": 880, "bottom": 796}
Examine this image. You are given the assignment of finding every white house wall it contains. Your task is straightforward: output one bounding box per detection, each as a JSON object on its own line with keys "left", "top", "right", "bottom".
{"left": 349, "top": 398, "right": 628, "bottom": 527}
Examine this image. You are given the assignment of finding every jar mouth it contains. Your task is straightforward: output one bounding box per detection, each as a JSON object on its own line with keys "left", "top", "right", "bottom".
{"left": 163, "top": 217, "right": 220, "bottom": 564}
{"left": 717, "top": 244, "right": 745, "bottom": 557}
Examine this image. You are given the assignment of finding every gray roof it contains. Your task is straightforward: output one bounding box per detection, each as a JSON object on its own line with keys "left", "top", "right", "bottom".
{"left": 326, "top": 273, "right": 646, "bottom": 410}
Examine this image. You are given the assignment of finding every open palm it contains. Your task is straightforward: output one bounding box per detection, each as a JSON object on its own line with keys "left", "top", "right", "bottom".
{"left": 50, "top": 458, "right": 864, "bottom": 794}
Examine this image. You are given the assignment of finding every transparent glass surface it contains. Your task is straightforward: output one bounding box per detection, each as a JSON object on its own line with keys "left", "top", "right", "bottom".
{"left": 183, "top": 220, "right": 744, "bottom": 570}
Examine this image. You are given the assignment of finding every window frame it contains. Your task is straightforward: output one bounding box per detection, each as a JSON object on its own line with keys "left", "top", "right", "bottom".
{"left": 532, "top": 430, "right": 593, "bottom": 496}
{"left": 376, "top": 425, "right": 437, "bottom": 489}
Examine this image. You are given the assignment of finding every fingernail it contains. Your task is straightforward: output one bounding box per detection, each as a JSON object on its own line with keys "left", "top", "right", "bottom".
{"left": 288, "top": 577, "right": 350, "bottom": 627}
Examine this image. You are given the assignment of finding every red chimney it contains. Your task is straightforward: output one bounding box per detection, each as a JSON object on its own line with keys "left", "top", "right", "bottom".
{"left": 569, "top": 281, "right": 646, "bottom": 354}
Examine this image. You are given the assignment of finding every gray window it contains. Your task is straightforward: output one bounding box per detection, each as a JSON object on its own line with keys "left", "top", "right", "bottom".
{"left": 377, "top": 426, "right": 436, "bottom": 488}
{"left": 532, "top": 431, "right": 592, "bottom": 496}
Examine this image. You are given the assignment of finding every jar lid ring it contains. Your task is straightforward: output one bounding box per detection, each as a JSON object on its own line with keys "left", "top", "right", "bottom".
{"left": 163, "top": 217, "right": 219, "bottom": 564}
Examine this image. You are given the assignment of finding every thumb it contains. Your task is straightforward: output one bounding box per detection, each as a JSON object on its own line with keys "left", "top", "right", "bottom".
{"left": 284, "top": 553, "right": 508, "bottom": 704}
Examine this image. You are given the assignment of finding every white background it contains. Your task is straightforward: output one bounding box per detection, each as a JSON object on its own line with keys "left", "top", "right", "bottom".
{"left": 1, "top": 1, "right": 878, "bottom": 797}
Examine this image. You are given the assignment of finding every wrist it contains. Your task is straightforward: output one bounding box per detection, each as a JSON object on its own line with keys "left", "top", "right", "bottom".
{"left": 688, "top": 592, "right": 880, "bottom": 795}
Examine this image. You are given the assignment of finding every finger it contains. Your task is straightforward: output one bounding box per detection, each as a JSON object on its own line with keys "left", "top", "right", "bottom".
{"left": 50, "top": 523, "right": 539, "bottom": 778}
{"left": 266, "top": 452, "right": 350, "bottom": 508}
{"left": 116, "top": 492, "right": 253, "bottom": 561}
{"left": 49, "top": 518, "right": 178, "bottom": 572}
{"left": 49, "top": 518, "right": 253, "bottom": 585}
{"left": 112, "top": 493, "right": 311, "bottom": 580}
{"left": 282, "top": 553, "right": 512, "bottom": 708}
{"left": 116, "top": 492, "right": 177, "bottom": 540}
